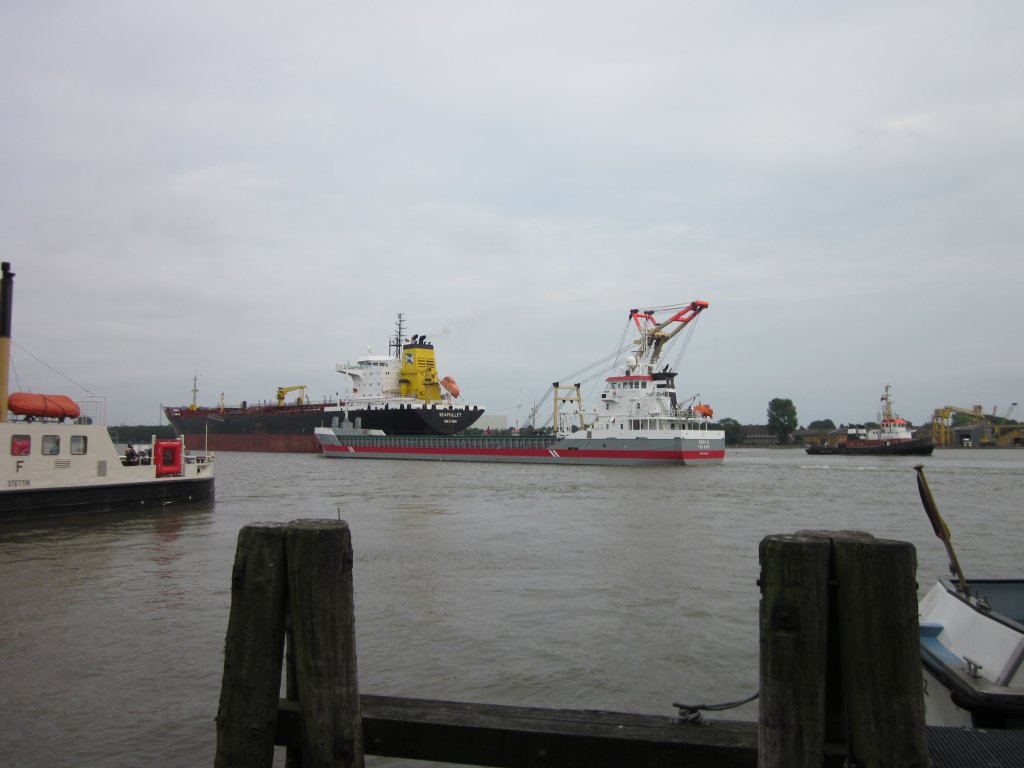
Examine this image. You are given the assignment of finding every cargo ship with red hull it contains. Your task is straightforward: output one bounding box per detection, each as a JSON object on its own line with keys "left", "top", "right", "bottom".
{"left": 164, "top": 315, "right": 485, "bottom": 453}
{"left": 316, "top": 301, "right": 726, "bottom": 466}
{"left": 164, "top": 400, "right": 339, "bottom": 453}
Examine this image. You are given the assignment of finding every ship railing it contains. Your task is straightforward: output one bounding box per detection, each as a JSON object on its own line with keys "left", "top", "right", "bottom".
{"left": 76, "top": 396, "right": 107, "bottom": 427}
{"left": 672, "top": 408, "right": 716, "bottom": 428}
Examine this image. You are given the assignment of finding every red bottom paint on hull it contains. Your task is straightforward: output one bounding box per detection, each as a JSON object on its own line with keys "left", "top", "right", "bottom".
{"left": 180, "top": 433, "right": 320, "bottom": 453}
{"left": 321, "top": 444, "right": 725, "bottom": 465}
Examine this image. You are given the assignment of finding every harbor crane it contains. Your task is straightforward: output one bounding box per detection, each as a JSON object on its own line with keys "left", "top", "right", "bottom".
{"left": 276, "top": 385, "right": 308, "bottom": 406}
{"left": 932, "top": 402, "right": 1020, "bottom": 447}
{"left": 931, "top": 404, "right": 987, "bottom": 448}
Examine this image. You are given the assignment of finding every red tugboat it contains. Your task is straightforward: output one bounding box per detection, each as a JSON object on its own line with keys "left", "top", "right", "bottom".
{"left": 807, "top": 385, "right": 934, "bottom": 456}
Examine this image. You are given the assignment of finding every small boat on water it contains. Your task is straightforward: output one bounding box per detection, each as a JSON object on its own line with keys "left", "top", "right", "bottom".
{"left": 914, "top": 465, "right": 1024, "bottom": 729}
{"left": 806, "top": 385, "right": 934, "bottom": 456}
{"left": 164, "top": 313, "right": 484, "bottom": 452}
{"left": 1, "top": 262, "right": 215, "bottom": 522}
{"left": 315, "top": 301, "right": 725, "bottom": 465}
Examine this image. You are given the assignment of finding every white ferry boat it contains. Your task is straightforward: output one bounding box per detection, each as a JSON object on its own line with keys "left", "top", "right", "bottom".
{"left": 1, "top": 262, "right": 214, "bottom": 521}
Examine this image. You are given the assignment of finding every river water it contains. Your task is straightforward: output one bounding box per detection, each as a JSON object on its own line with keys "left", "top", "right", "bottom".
{"left": 1, "top": 448, "right": 1022, "bottom": 766}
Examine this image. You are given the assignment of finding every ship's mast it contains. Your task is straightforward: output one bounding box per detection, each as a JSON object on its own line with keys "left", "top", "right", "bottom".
{"left": 0, "top": 262, "right": 14, "bottom": 419}
{"left": 880, "top": 384, "right": 894, "bottom": 422}
{"left": 389, "top": 313, "right": 406, "bottom": 359}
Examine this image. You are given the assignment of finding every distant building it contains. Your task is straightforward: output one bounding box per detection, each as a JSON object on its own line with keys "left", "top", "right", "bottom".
{"left": 793, "top": 428, "right": 831, "bottom": 448}
{"left": 740, "top": 425, "right": 779, "bottom": 447}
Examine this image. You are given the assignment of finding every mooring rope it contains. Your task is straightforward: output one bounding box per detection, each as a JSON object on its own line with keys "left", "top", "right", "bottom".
{"left": 672, "top": 691, "right": 759, "bottom": 724}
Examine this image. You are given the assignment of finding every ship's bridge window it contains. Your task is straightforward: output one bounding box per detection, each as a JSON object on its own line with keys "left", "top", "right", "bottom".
{"left": 42, "top": 435, "right": 60, "bottom": 455}
{"left": 10, "top": 434, "right": 30, "bottom": 456}
{"left": 71, "top": 435, "right": 87, "bottom": 455}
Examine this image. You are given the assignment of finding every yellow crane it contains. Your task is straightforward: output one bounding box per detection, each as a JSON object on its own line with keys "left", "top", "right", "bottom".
{"left": 276, "top": 385, "right": 308, "bottom": 406}
{"left": 931, "top": 404, "right": 989, "bottom": 447}
{"left": 933, "top": 402, "right": 1023, "bottom": 447}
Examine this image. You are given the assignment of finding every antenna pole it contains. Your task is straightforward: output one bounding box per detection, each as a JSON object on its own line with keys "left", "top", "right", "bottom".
{"left": 0, "top": 262, "right": 14, "bottom": 418}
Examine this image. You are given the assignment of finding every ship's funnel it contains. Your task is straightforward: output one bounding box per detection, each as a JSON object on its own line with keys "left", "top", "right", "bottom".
{"left": 0, "top": 262, "right": 14, "bottom": 418}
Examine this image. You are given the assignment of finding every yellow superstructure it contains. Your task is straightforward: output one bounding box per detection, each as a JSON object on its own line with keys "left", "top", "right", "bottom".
{"left": 398, "top": 342, "right": 442, "bottom": 402}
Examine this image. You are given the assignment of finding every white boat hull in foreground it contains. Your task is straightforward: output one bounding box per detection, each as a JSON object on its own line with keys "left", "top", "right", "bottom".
{"left": 919, "top": 577, "right": 1024, "bottom": 729}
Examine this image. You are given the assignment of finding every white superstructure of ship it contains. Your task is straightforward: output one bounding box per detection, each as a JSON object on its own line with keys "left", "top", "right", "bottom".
{"left": 317, "top": 301, "right": 725, "bottom": 465}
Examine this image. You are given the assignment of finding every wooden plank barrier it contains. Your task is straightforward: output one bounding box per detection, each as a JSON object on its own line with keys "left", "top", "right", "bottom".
{"left": 216, "top": 523, "right": 930, "bottom": 767}
{"left": 276, "top": 696, "right": 759, "bottom": 767}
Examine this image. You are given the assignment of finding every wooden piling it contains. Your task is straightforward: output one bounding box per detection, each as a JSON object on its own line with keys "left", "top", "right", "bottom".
{"left": 758, "top": 533, "right": 831, "bottom": 768}
{"left": 215, "top": 522, "right": 935, "bottom": 767}
{"left": 215, "top": 523, "right": 289, "bottom": 768}
{"left": 285, "top": 519, "right": 363, "bottom": 768}
{"left": 832, "top": 535, "right": 928, "bottom": 767}
{"left": 759, "top": 531, "right": 929, "bottom": 768}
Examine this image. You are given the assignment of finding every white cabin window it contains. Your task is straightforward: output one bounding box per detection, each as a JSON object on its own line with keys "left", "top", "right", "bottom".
{"left": 71, "top": 435, "right": 87, "bottom": 455}
{"left": 42, "top": 435, "right": 60, "bottom": 455}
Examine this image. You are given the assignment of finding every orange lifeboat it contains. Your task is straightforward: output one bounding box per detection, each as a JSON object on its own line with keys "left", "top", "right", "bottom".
{"left": 440, "top": 376, "right": 460, "bottom": 398}
{"left": 8, "top": 392, "right": 81, "bottom": 420}
{"left": 693, "top": 403, "right": 714, "bottom": 418}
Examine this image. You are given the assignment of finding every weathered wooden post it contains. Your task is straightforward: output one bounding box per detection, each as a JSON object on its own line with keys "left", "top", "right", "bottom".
{"left": 216, "top": 519, "right": 363, "bottom": 768}
{"left": 285, "top": 618, "right": 301, "bottom": 768}
{"left": 759, "top": 531, "right": 929, "bottom": 768}
{"left": 832, "top": 535, "right": 928, "bottom": 766}
{"left": 758, "top": 533, "right": 831, "bottom": 768}
{"left": 215, "top": 523, "right": 290, "bottom": 768}
{"left": 286, "top": 519, "right": 363, "bottom": 768}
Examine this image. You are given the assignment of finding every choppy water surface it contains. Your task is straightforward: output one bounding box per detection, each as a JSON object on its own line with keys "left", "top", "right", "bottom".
{"left": 2, "top": 448, "right": 1022, "bottom": 766}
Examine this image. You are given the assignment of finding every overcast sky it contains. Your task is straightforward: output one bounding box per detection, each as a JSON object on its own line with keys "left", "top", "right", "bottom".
{"left": 3, "top": 1, "right": 1022, "bottom": 428}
